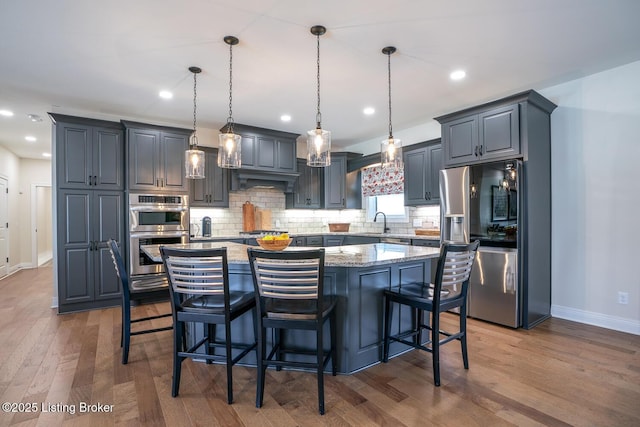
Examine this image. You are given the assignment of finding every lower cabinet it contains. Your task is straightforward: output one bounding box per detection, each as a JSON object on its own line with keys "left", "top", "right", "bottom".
{"left": 57, "top": 190, "right": 125, "bottom": 313}
{"left": 190, "top": 147, "right": 229, "bottom": 207}
{"left": 411, "top": 239, "right": 439, "bottom": 248}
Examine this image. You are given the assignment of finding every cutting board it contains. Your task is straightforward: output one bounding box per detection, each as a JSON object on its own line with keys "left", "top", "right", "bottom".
{"left": 255, "top": 208, "right": 272, "bottom": 230}
{"left": 242, "top": 201, "right": 255, "bottom": 232}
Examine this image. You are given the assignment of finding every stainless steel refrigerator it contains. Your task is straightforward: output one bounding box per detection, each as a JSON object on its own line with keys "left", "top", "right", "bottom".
{"left": 440, "top": 161, "right": 521, "bottom": 328}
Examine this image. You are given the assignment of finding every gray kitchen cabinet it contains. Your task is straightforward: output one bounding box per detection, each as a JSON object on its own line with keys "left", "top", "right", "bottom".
{"left": 306, "top": 236, "right": 324, "bottom": 247}
{"left": 411, "top": 239, "right": 440, "bottom": 248}
{"left": 403, "top": 139, "right": 442, "bottom": 206}
{"left": 342, "top": 235, "right": 380, "bottom": 245}
{"left": 56, "top": 190, "right": 125, "bottom": 313}
{"left": 286, "top": 158, "right": 323, "bottom": 209}
{"left": 225, "top": 124, "right": 297, "bottom": 173}
{"left": 438, "top": 102, "right": 520, "bottom": 167}
{"left": 323, "top": 153, "right": 362, "bottom": 209}
{"left": 50, "top": 114, "right": 124, "bottom": 190}
{"left": 292, "top": 236, "right": 306, "bottom": 246}
{"left": 123, "top": 121, "right": 191, "bottom": 193}
{"left": 323, "top": 235, "right": 345, "bottom": 247}
{"left": 190, "top": 147, "right": 229, "bottom": 207}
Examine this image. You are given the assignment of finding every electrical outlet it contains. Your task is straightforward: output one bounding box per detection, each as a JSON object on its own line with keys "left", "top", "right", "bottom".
{"left": 617, "top": 291, "right": 629, "bottom": 305}
{"left": 275, "top": 220, "right": 281, "bottom": 228}
{"left": 413, "top": 219, "right": 422, "bottom": 227}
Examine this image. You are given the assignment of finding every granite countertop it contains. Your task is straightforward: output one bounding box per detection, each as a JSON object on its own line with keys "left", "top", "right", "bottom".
{"left": 142, "top": 241, "right": 440, "bottom": 267}
{"left": 191, "top": 231, "right": 440, "bottom": 242}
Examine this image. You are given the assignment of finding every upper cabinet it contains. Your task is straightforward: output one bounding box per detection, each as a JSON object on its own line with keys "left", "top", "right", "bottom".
{"left": 437, "top": 96, "right": 533, "bottom": 167}
{"left": 403, "top": 139, "right": 442, "bottom": 206}
{"left": 190, "top": 147, "right": 229, "bottom": 208}
{"left": 50, "top": 114, "right": 124, "bottom": 191}
{"left": 286, "top": 158, "right": 323, "bottom": 209}
{"left": 123, "top": 121, "right": 191, "bottom": 193}
{"left": 323, "top": 153, "right": 362, "bottom": 209}
{"left": 225, "top": 124, "right": 298, "bottom": 173}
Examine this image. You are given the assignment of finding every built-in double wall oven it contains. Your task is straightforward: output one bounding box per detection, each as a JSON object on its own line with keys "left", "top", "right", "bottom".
{"left": 128, "top": 193, "right": 189, "bottom": 276}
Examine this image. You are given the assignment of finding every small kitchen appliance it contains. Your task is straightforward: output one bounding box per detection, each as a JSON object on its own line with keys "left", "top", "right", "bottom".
{"left": 202, "top": 216, "right": 211, "bottom": 237}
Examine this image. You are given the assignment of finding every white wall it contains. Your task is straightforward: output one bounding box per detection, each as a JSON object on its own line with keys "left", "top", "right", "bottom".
{"left": 541, "top": 60, "right": 640, "bottom": 334}
{"left": 18, "top": 159, "right": 52, "bottom": 266}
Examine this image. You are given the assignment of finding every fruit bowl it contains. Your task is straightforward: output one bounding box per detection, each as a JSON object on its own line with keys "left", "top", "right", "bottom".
{"left": 256, "top": 237, "right": 293, "bottom": 251}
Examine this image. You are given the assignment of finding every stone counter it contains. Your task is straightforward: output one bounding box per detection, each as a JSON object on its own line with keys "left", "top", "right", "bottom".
{"left": 142, "top": 241, "right": 440, "bottom": 267}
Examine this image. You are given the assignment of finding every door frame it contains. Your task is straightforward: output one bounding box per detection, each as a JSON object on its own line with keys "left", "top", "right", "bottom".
{"left": 31, "top": 183, "right": 53, "bottom": 268}
{"left": 0, "top": 175, "right": 9, "bottom": 279}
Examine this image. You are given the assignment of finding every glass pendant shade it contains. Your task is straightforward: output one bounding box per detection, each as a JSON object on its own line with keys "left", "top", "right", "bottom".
{"left": 185, "top": 66, "right": 205, "bottom": 179}
{"left": 307, "top": 127, "right": 331, "bottom": 167}
{"left": 185, "top": 144, "right": 205, "bottom": 179}
{"left": 218, "top": 131, "right": 242, "bottom": 168}
{"left": 381, "top": 137, "right": 403, "bottom": 170}
{"left": 470, "top": 182, "right": 478, "bottom": 198}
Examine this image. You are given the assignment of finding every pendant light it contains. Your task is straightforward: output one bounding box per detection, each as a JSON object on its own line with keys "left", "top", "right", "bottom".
{"left": 185, "top": 66, "right": 205, "bottom": 179}
{"left": 307, "top": 25, "right": 331, "bottom": 167}
{"left": 381, "top": 46, "right": 403, "bottom": 171}
{"left": 470, "top": 169, "right": 478, "bottom": 199}
{"left": 218, "top": 35, "right": 242, "bottom": 169}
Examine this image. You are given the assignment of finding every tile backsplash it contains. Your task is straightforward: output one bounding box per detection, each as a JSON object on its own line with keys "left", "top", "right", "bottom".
{"left": 190, "top": 188, "right": 440, "bottom": 237}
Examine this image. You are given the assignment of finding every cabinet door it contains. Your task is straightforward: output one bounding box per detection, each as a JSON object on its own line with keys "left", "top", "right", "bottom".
{"left": 57, "top": 190, "right": 93, "bottom": 304}
{"left": 425, "top": 144, "right": 442, "bottom": 205}
{"left": 210, "top": 150, "right": 229, "bottom": 207}
{"left": 190, "top": 148, "right": 229, "bottom": 207}
{"left": 276, "top": 139, "right": 296, "bottom": 172}
{"left": 288, "top": 159, "right": 322, "bottom": 209}
{"left": 92, "top": 191, "right": 124, "bottom": 300}
{"left": 323, "top": 155, "right": 346, "bottom": 209}
{"left": 478, "top": 104, "right": 520, "bottom": 160}
{"left": 403, "top": 147, "right": 427, "bottom": 206}
{"left": 443, "top": 115, "right": 478, "bottom": 167}
{"left": 323, "top": 236, "right": 344, "bottom": 247}
{"left": 128, "top": 128, "right": 160, "bottom": 191}
{"left": 256, "top": 135, "right": 276, "bottom": 169}
{"left": 240, "top": 134, "right": 256, "bottom": 168}
{"left": 57, "top": 123, "right": 92, "bottom": 189}
{"left": 160, "top": 131, "right": 189, "bottom": 192}
{"left": 93, "top": 127, "right": 124, "bottom": 190}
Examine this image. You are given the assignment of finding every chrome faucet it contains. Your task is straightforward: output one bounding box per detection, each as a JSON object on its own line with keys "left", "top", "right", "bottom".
{"left": 374, "top": 211, "right": 390, "bottom": 233}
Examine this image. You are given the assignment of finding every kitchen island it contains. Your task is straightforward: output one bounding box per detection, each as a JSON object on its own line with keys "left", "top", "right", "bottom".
{"left": 142, "top": 241, "right": 440, "bottom": 374}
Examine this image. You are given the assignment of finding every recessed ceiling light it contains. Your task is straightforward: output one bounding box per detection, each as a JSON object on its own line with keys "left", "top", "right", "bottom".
{"left": 363, "top": 107, "right": 375, "bottom": 116}
{"left": 42, "top": 152, "right": 51, "bottom": 158}
{"left": 25, "top": 135, "right": 37, "bottom": 142}
{"left": 27, "top": 114, "right": 43, "bottom": 122}
{"left": 280, "top": 114, "right": 292, "bottom": 122}
{"left": 159, "top": 90, "right": 173, "bottom": 99}
{"left": 0, "top": 109, "right": 14, "bottom": 117}
{"left": 450, "top": 70, "right": 466, "bottom": 81}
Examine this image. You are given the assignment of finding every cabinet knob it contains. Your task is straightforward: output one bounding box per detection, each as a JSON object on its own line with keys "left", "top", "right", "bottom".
{"left": 479, "top": 145, "right": 484, "bottom": 156}
{"left": 474, "top": 146, "right": 478, "bottom": 156}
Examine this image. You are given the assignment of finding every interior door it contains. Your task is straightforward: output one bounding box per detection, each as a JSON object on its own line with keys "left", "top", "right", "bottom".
{"left": 0, "top": 177, "right": 7, "bottom": 278}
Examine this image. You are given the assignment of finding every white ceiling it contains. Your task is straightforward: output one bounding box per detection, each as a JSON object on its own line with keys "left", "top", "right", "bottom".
{"left": 1, "top": 0, "right": 640, "bottom": 160}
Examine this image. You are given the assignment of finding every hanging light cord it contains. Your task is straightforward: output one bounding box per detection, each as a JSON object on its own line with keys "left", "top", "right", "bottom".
{"left": 192, "top": 71, "right": 198, "bottom": 147}
{"left": 387, "top": 51, "right": 393, "bottom": 139}
{"left": 227, "top": 40, "right": 235, "bottom": 133}
{"left": 315, "top": 32, "right": 322, "bottom": 129}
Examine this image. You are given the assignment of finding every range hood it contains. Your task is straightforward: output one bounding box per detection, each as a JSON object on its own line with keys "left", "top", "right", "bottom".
{"left": 230, "top": 169, "right": 300, "bottom": 193}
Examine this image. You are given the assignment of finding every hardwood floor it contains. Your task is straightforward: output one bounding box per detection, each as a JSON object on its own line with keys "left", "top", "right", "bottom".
{"left": 1, "top": 265, "right": 639, "bottom": 427}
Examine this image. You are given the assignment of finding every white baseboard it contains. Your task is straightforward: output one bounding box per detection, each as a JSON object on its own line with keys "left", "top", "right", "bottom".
{"left": 551, "top": 304, "right": 640, "bottom": 335}
{"left": 51, "top": 296, "right": 58, "bottom": 309}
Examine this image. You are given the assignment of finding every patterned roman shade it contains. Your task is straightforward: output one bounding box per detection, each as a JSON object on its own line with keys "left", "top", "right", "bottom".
{"left": 361, "top": 165, "right": 404, "bottom": 197}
